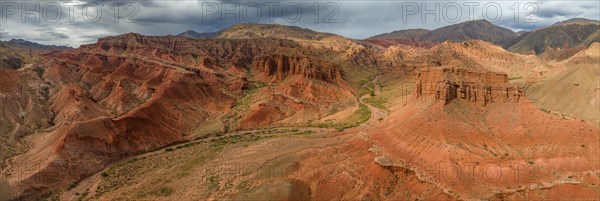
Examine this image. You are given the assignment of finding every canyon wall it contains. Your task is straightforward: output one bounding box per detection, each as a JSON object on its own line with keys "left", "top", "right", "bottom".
{"left": 414, "top": 67, "right": 525, "bottom": 105}
{"left": 251, "top": 55, "right": 343, "bottom": 84}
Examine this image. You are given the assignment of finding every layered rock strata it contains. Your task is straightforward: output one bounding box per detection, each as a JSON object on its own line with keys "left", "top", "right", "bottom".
{"left": 414, "top": 67, "right": 525, "bottom": 105}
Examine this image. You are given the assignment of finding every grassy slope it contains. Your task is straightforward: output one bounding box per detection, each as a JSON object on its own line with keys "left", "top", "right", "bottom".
{"left": 528, "top": 64, "right": 600, "bottom": 124}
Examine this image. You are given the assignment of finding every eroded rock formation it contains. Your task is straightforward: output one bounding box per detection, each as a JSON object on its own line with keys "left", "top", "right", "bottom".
{"left": 2, "top": 33, "right": 360, "bottom": 200}
{"left": 414, "top": 67, "right": 525, "bottom": 105}
{"left": 251, "top": 55, "right": 343, "bottom": 84}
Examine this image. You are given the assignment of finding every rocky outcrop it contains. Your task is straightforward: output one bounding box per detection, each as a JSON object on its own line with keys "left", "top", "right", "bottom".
{"left": 414, "top": 67, "right": 524, "bottom": 105}
{"left": 251, "top": 55, "right": 343, "bottom": 84}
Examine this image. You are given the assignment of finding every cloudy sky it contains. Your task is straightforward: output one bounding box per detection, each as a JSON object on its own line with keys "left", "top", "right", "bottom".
{"left": 1, "top": 0, "right": 598, "bottom": 47}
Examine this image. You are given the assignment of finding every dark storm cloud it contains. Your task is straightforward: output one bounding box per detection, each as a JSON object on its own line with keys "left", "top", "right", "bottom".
{"left": 79, "top": 33, "right": 110, "bottom": 43}
{"left": 49, "top": 32, "right": 70, "bottom": 39}
{"left": 535, "top": 6, "right": 583, "bottom": 18}
{"left": 501, "top": 21, "right": 547, "bottom": 31}
{"left": 1, "top": 0, "right": 598, "bottom": 46}
{"left": 0, "top": 30, "right": 10, "bottom": 39}
{"left": 134, "top": 1, "right": 325, "bottom": 24}
{"left": 579, "top": 4, "right": 596, "bottom": 9}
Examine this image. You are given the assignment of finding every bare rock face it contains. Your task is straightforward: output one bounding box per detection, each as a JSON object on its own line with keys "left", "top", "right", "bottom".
{"left": 414, "top": 67, "right": 524, "bottom": 105}
{"left": 251, "top": 55, "right": 343, "bottom": 84}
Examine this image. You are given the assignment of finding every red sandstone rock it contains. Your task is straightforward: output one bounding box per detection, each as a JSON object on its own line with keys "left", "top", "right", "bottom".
{"left": 2, "top": 33, "right": 358, "bottom": 199}
{"left": 414, "top": 67, "right": 525, "bottom": 105}
{"left": 251, "top": 55, "right": 343, "bottom": 84}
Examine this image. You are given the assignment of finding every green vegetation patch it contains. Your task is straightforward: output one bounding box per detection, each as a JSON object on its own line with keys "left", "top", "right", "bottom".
{"left": 311, "top": 103, "right": 371, "bottom": 130}
{"left": 233, "top": 81, "right": 268, "bottom": 111}
{"left": 364, "top": 96, "right": 389, "bottom": 113}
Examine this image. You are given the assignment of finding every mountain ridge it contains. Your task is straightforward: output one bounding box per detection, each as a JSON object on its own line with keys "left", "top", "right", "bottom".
{"left": 368, "top": 19, "right": 518, "bottom": 48}
{"left": 508, "top": 21, "right": 600, "bottom": 55}
{"left": 176, "top": 30, "right": 221, "bottom": 38}
{"left": 0, "top": 38, "right": 72, "bottom": 50}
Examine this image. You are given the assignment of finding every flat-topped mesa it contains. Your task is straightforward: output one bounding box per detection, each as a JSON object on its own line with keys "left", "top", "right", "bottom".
{"left": 414, "top": 67, "right": 525, "bottom": 105}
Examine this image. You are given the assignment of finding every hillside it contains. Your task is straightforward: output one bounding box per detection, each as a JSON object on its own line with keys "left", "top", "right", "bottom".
{"left": 552, "top": 18, "right": 600, "bottom": 26}
{"left": 368, "top": 29, "right": 430, "bottom": 40}
{"left": 528, "top": 43, "right": 600, "bottom": 124}
{"left": 176, "top": 30, "right": 220, "bottom": 38}
{"left": 420, "top": 19, "right": 517, "bottom": 48}
{"left": 516, "top": 30, "right": 529, "bottom": 36}
{"left": 0, "top": 44, "right": 27, "bottom": 69}
{"left": 376, "top": 40, "right": 546, "bottom": 80}
{"left": 365, "top": 29, "right": 433, "bottom": 48}
{"left": 217, "top": 23, "right": 339, "bottom": 41}
{"left": 368, "top": 67, "right": 599, "bottom": 200}
{"left": 509, "top": 19, "right": 600, "bottom": 55}
{"left": 179, "top": 24, "right": 344, "bottom": 42}
{"left": 0, "top": 39, "right": 71, "bottom": 51}
{"left": 367, "top": 20, "right": 517, "bottom": 49}
{"left": 0, "top": 45, "right": 53, "bottom": 165}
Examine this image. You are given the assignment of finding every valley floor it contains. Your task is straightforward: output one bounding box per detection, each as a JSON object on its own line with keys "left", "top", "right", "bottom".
{"left": 57, "top": 71, "right": 600, "bottom": 201}
{"left": 58, "top": 76, "right": 390, "bottom": 200}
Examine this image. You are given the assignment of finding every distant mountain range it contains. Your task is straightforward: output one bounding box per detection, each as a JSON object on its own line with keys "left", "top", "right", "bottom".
{"left": 368, "top": 18, "right": 600, "bottom": 55}
{"left": 551, "top": 18, "right": 600, "bottom": 26}
{"left": 516, "top": 30, "right": 529, "bottom": 36}
{"left": 5, "top": 17, "right": 599, "bottom": 58}
{"left": 177, "top": 30, "right": 221, "bottom": 39}
{"left": 420, "top": 20, "right": 518, "bottom": 48}
{"left": 176, "top": 23, "right": 340, "bottom": 42}
{"left": 0, "top": 39, "right": 72, "bottom": 50}
{"left": 509, "top": 18, "right": 599, "bottom": 54}
{"left": 369, "top": 20, "right": 518, "bottom": 48}
{"left": 368, "top": 29, "right": 430, "bottom": 40}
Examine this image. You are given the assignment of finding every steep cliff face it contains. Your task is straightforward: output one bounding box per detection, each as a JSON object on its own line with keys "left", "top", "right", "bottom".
{"left": 251, "top": 55, "right": 343, "bottom": 84}
{"left": 238, "top": 54, "right": 356, "bottom": 129}
{"left": 414, "top": 67, "right": 524, "bottom": 105}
